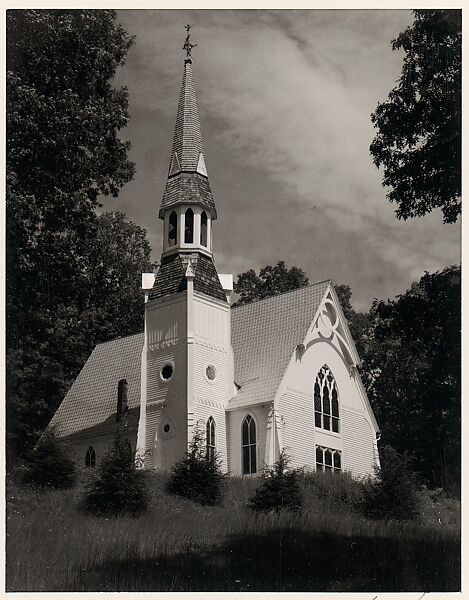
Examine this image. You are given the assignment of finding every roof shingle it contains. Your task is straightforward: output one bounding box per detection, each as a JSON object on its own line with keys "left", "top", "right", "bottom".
{"left": 51, "top": 282, "right": 330, "bottom": 436}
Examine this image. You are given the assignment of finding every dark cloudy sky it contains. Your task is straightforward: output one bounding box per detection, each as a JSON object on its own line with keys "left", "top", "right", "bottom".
{"left": 101, "top": 9, "right": 461, "bottom": 311}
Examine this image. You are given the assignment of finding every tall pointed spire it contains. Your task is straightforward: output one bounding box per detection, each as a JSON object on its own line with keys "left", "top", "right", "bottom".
{"left": 159, "top": 26, "right": 216, "bottom": 219}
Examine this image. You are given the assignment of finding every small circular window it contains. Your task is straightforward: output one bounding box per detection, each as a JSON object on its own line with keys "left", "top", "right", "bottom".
{"left": 161, "top": 363, "right": 174, "bottom": 381}
{"left": 163, "top": 424, "right": 171, "bottom": 433}
{"left": 206, "top": 365, "right": 216, "bottom": 381}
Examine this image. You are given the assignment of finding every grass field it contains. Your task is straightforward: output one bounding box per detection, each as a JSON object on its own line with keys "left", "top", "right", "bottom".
{"left": 6, "top": 470, "right": 460, "bottom": 592}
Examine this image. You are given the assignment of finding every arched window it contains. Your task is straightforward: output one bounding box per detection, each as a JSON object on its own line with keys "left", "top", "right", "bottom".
{"left": 184, "top": 208, "right": 194, "bottom": 244}
{"left": 206, "top": 416, "right": 216, "bottom": 460}
{"left": 116, "top": 379, "right": 128, "bottom": 422}
{"left": 85, "top": 446, "right": 96, "bottom": 468}
{"left": 200, "top": 211, "right": 208, "bottom": 247}
{"left": 314, "top": 365, "right": 339, "bottom": 433}
{"left": 242, "top": 415, "right": 257, "bottom": 475}
{"left": 168, "top": 211, "right": 178, "bottom": 246}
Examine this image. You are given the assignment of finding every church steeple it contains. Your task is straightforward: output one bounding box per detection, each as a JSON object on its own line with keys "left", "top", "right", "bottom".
{"left": 150, "top": 28, "right": 225, "bottom": 303}
{"left": 159, "top": 26, "right": 216, "bottom": 223}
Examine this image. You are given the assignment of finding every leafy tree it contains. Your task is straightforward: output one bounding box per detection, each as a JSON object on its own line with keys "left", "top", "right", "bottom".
{"left": 370, "top": 10, "right": 461, "bottom": 223}
{"left": 6, "top": 11, "right": 153, "bottom": 461}
{"left": 234, "top": 261, "right": 309, "bottom": 306}
{"left": 360, "top": 266, "right": 461, "bottom": 491}
{"left": 334, "top": 283, "right": 371, "bottom": 357}
{"left": 82, "top": 433, "right": 148, "bottom": 516}
{"left": 167, "top": 426, "right": 225, "bottom": 506}
{"left": 22, "top": 427, "right": 76, "bottom": 489}
{"left": 7, "top": 211, "right": 155, "bottom": 463}
{"left": 359, "top": 445, "right": 419, "bottom": 521}
{"left": 249, "top": 451, "right": 302, "bottom": 512}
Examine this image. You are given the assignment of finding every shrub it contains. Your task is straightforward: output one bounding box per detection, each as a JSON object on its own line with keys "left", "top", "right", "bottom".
{"left": 249, "top": 451, "right": 303, "bottom": 512}
{"left": 82, "top": 433, "right": 148, "bottom": 516}
{"left": 166, "top": 426, "right": 225, "bottom": 505}
{"left": 359, "top": 445, "right": 420, "bottom": 521}
{"left": 22, "top": 427, "right": 76, "bottom": 489}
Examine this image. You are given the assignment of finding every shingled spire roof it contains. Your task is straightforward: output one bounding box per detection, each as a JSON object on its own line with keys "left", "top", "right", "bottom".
{"left": 159, "top": 57, "right": 217, "bottom": 219}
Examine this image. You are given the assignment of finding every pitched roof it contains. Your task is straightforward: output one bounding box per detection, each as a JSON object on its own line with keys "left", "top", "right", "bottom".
{"left": 229, "top": 281, "right": 330, "bottom": 410}
{"left": 159, "top": 58, "right": 217, "bottom": 219}
{"left": 149, "top": 252, "right": 226, "bottom": 302}
{"left": 49, "top": 333, "right": 144, "bottom": 437}
{"left": 51, "top": 281, "right": 330, "bottom": 436}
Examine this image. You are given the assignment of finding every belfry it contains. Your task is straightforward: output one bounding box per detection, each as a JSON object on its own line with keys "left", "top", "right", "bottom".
{"left": 50, "top": 29, "right": 381, "bottom": 479}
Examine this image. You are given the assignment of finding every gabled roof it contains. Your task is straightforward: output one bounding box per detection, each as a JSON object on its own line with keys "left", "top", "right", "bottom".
{"left": 49, "top": 333, "right": 144, "bottom": 438}
{"left": 51, "top": 281, "right": 330, "bottom": 436}
{"left": 229, "top": 281, "right": 330, "bottom": 410}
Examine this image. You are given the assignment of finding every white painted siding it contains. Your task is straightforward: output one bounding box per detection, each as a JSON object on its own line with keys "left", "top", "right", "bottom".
{"left": 342, "top": 409, "right": 375, "bottom": 478}
{"left": 227, "top": 405, "right": 269, "bottom": 476}
{"left": 276, "top": 335, "right": 378, "bottom": 478}
{"left": 279, "top": 390, "right": 315, "bottom": 469}
{"left": 193, "top": 401, "right": 228, "bottom": 471}
{"left": 144, "top": 295, "right": 188, "bottom": 469}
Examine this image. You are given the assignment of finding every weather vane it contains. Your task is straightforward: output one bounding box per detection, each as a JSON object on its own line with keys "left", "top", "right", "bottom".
{"left": 183, "top": 24, "right": 197, "bottom": 58}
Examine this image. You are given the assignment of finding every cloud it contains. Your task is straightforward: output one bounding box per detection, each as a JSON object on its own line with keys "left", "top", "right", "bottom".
{"left": 106, "top": 10, "right": 460, "bottom": 311}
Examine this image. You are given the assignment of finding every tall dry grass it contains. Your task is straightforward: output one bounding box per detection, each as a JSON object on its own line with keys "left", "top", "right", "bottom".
{"left": 6, "top": 470, "right": 460, "bottom": 592}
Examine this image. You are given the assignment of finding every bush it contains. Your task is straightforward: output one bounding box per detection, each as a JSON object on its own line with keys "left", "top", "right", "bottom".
{"left": 22, "top": 428, "right": 76, "bottom": 489}
{"left": 166, "top": 426, "right": 225, "bottom": 506}
{"left": 249, "top": 451, "right": 303, "bottom": 512}
{"left": 359, "top": 445, "right": 420, "bottom": 521}
{"left": 82, "top": 433, "right": 148, "bottom": 516}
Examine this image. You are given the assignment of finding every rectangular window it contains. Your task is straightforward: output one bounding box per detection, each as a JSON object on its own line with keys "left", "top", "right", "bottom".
{"left": 315, "top": 446, "right": 341, "bottom": 474}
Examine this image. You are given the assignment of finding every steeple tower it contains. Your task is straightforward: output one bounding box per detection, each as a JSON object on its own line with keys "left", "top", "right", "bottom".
{"left": 150, "top": 26, "right": 224, "bottom": 302}
{"left": 138, "top": 28, "right": 233, "bottom": 472}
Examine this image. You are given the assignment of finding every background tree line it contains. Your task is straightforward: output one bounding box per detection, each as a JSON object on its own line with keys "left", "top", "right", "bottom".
{"left": 6, "top": 9, "right": 461, "bottom": 492}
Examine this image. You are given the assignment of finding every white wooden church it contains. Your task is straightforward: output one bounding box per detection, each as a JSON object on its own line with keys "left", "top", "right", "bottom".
{"left": 50, "top": 40, "right": 380, "bottom": 479}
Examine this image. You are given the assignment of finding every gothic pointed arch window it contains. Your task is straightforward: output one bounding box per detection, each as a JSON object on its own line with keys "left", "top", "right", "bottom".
{"left": 242, "top": 414, "right": 257, "bottom": 475}
{"left": 85, "top": 446, "right": 96, "bottom": 468}
{"left": 168, "top": 211, "right": 178, "bottom": 247}
{"left": 184, "top": 208, "right": 194, "bottom": 244}
{"left": 314, "top": 364, "right": 340, "bottom": 433}
{"left": 200, "top": 211, "right": 208, "bottom": 247}
{"left": 206, "top": 416, "right": 216, "bottom": 460}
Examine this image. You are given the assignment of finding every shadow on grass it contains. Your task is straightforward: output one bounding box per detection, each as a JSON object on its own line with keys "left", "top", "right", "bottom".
{"left": 72, "top": 528, "right": 460, "bottom": 593}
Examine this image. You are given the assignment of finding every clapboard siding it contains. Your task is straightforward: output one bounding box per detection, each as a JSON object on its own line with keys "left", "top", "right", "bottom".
{"left": 279, "top": 390, "right": 315, "bottom": 469}
{"left": 342, "top": 409, "right": 375, "bottom": 478}
{"left": 227, "top": 405, "right": 269, "bottom": 476}
{"left": 193, "top": 402, "right": 228, "bottom": 471}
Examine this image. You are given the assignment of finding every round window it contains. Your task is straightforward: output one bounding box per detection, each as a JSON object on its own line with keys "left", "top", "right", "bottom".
{"left": 161, "top": 363, "right": 174, "bottom": 381}
{"left": 163, "top": 424, "right": 171, "bottom": 433}
{"left": 206, "top": 365, "right": 216, "bottom": 381}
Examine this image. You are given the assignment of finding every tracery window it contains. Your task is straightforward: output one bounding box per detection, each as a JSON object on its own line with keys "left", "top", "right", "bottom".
{"left": 316, "top": 446, "right": 341, "bottom": 473}
{"left": 184, "top": 208, "right": 194, "bottom": 244}
{"left": 314, "top": 364, "right": 339, "bottom": 433}
{"left": 168, "top": 211, "right": 178, "bottom": 246}
{"left": 200, "top": 211, "right": 208, "bottom": 246}
{"left": 85, "top": 446, "right": 96, "bottom": 468}
{"left": 242, "top": 415, "right": 257, "bottom": 475}
{"left": 206, "top": 416, "right": 216, "bottom": 460}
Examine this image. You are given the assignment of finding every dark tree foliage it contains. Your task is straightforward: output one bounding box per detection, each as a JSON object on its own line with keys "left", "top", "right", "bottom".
{"left": 167, "top": 427, "right": 225, "bottom": 506}
{"left": 22, "top": 428, "right": 76, "bottom": 489}
{"left": 359, "top": 446, "right": 419, "bottom": 521}
{"left": 360, "top": 266, "right": 461, "bottom": 491}
{"left": 6, "top": 11, "right": 154, "bottom": 461}
{"left": 82, "top": 433, "right": 148, "bottom": 516}
{"left": 333, "top": 284, "right": 371, "bottom": 357}
{"left": 370, "top": 10, "right": 461, "bottom": 223}
{"left": 233, "top": 261, "right": 309, "bottom": 306}
{"left": 249, "top": 451, "right": 303, "bottom": 512}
